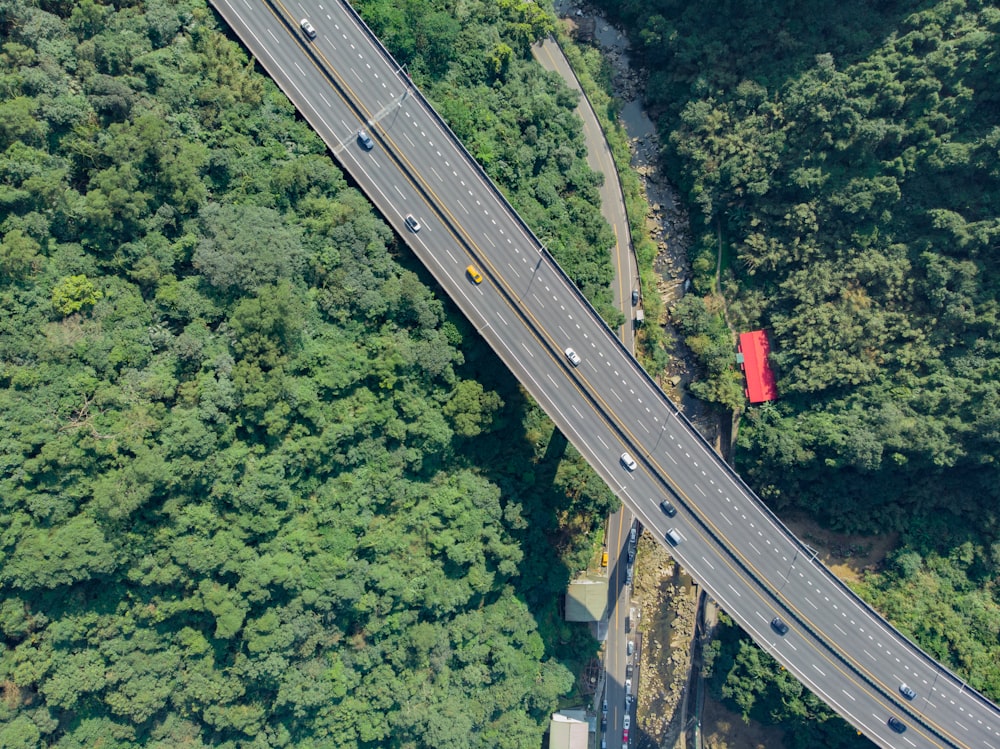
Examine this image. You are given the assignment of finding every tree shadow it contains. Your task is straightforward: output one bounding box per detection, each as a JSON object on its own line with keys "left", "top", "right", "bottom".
{"left": 593, "top": 0, "right": 924, "bottom": 118}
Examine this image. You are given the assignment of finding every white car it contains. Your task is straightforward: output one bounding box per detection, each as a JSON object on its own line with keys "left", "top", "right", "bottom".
{"left": 564, "top": 347, "right": 581, "bottom": 366}
{"left": 404, "top": 214, "right": 421, "bottom": 232}
{"left": 300, "top": 18, "right": 316, "bottom": 39}
{"left": 623, "top": 714, "right": 630, "bottom": 730}
{"left": 620, "top": 452, "right": 637, "bottom": 471}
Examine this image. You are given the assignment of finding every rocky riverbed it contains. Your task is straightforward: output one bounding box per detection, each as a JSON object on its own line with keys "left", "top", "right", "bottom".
{"left": 631, "top": 532, "right": 698, "bottom": 748}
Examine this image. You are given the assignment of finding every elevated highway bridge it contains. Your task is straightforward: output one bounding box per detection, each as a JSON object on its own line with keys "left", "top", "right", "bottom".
{"left": 208, "top": 1, "right": 1000, "bottom": 746}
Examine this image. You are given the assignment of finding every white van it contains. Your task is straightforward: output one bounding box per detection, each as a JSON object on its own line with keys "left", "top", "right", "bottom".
{"left": 666, "top": 528, "right": 682, "bottom": 546}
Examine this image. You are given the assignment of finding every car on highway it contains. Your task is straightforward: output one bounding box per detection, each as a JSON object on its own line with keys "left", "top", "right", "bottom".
{"left": 623, "top": 714, "right": 630, "bottom": 730}
{"left": 665, "top": 528, "right": 681, "bottom": 546}
{"left": 466, "top": 265, "right": 483, "bottom": 284}
{"left": 887, "top": 716, "right": 906, "bottom": 733}
{"left": 564, "top": 347, "right": 581, "bottom": 366}
{"left": 770, "top": 617, "right": 789, "bottom": 636}
{"left": 299, "top": 18, "right": 316, "bottom": 39}
{"left": 659, "top": 499, "right": 677, "bottom": 517}
{"left": 626, "top": 664, "right": 633, "bottom": 678}
{"left": 404, "top": 214, "right": 421, "bottom": 232}
{"left": 357, "top": 130, "right": 374, "bottom": 150}
{"left": 602, "top": 699, "right": 607, "bottom": 717}
{"left": 631, "top": 289, "right": 639, "bottom": 306}
{"left": 899, "top": 683, "right": 916, "bottom": 700}
{"left": 622, "top": 727, "right": 629, "bottom": 746}
{"left": 627, "top": 640, "right": 634, "bottom": 656}
{"left": 620, "top": 452, "right": 637, "bottom": 471}
{"left": 624, "top": 678, "right": 632, "bottom": 694}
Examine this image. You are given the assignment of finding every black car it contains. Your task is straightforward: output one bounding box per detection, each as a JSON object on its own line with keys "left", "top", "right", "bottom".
{"left": 770, "top": 617, "right": 789, "bottom": 636}
{"left": 887, "top": 716, "right": 906, "bottom": 734}
{"left": 357, "top": 130, "right": 374, "bottom": 150}
{"left": 659, "top": 500, "right": 677, "bottom": 517}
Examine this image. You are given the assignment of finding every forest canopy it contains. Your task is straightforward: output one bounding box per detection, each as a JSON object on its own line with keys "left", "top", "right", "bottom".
{"left": 591, "top": 0, "right": 1000, "bottom": 527}
{"left": 589, "top": 0, "right": 1000, "bottom": 733}
{"left": 0, "top": 0, "right": 618, "bottom": 746}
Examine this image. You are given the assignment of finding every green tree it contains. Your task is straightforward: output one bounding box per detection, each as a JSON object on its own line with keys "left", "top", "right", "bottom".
{"left": 51, "top": 274, "right": 102, "bottom": 315}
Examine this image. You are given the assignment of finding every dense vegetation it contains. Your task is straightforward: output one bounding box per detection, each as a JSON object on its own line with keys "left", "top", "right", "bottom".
{"left": 0, "top": 0, "right": 621, "bottom": 746}
{"left": 594, "top": 0, "right": 1000, "bottom": 527}
{"left": 588, "top": 0, "right": 1000, "bottom": 739}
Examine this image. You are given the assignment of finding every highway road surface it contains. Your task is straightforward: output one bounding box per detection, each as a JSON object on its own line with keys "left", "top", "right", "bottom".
{"left": 209, "top": 2, "right": 1000, "bottom": 747}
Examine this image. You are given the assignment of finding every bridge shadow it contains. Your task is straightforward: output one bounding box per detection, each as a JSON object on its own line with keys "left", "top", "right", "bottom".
{"left": 384, "top": 236, "right": 612, "bottom": 703}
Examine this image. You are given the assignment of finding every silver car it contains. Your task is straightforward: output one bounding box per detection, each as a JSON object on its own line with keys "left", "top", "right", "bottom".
{"left": 620, "top": 452, "right": 637, "bottom": 471}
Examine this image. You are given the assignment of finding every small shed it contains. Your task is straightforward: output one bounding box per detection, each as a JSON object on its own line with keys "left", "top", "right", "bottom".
{"left": 737, "top": 330, "right": 777, "bottom": 403}
{"left": 564, "top": 578, "right": 608, "bottom": 622}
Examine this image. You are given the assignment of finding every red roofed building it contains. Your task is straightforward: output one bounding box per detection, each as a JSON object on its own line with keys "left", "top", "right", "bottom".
{"left": 738, "top": 330, "right": 778, "bottom": 403}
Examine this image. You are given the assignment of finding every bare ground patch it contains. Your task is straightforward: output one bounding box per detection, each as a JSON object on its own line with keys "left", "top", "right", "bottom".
{"left": 782, "top": 512, "right": 899, "bottom": 584}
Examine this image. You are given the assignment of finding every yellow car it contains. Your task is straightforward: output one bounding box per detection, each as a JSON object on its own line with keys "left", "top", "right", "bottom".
{"left": 466, "top": 265, "right": 483, "bottom": 284}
